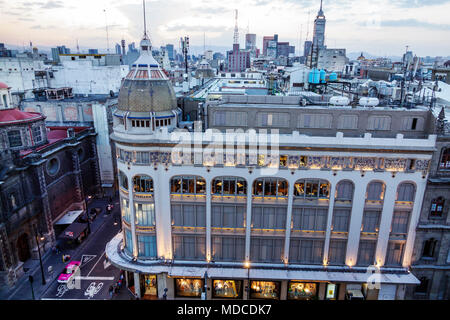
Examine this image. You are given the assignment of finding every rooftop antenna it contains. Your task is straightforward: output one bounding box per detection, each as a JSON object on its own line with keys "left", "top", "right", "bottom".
{"left": 76, "top": 39, "right": 80, "bottom": 53}
{"left": 203, "top": 32, "right": 206, "bottom": 56}
{"left": 143, "top": 0, "right": 147, "bottom": 37}
{"left": 306, "top": 10, "right": 310, "bottom": 41}
{"left": 298, "top": 24, "right": 303, "bottom": 56}
{"left": 104, "top": 9, "right": 110, "bottom": 53}
{"left": 233, "top": 9, "right": 239, "bottom": 45}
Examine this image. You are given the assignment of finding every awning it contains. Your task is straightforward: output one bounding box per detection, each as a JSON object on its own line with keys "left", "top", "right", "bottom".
{"left": 59, "top": 222, "right": 88, "bottom": 240}
{"left": 54, "top": 210, "right": 84, "bottom": 225}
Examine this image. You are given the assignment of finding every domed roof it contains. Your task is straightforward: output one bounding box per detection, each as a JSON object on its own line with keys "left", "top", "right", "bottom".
{"left": 0, "top": 82, "right": 9, "bottom": 89}
{"left": 117, "top": 35, "right": 177, "bottom": 113}
{"left": 0, "top": 108, "right": 45, "bottom": 126}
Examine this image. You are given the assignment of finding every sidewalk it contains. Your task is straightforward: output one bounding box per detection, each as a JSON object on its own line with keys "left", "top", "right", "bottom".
{"left": 0, "top": 197, "right": 117, "bottom": 300}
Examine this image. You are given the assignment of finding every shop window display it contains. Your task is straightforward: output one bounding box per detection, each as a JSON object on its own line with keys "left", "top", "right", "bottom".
{"left": 250, "top": 281, "right": 280, "bottom": 300}
{"left": 140, "top": 274, "right": 157, "bottom": 297}
{"left": 212, "top": 280, "right": 242, "bottom": 299}
{"left": 287, "top": 281, "right": 318, "bottom": 300}
{"left": 175, "top": 278, "right": 204, "bottom": 298}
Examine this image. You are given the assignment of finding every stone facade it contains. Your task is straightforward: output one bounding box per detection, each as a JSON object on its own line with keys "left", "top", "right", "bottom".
{"left": 0, "top": 121, "right": 100, "bottom": 288}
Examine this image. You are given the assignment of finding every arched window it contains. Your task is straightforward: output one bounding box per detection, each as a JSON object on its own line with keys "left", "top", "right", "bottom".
{"left": 253, "top": 178, "right": 288, "bottom": 197}
{"left": 366, "top": 182, "right": 385, "bottom": 201}
{"left": 294, "top": 179, "right": 329, "bottom": 199}
{"left": 396, "top": 183, "right": 415, "bottom": 202}
{"left": 119, "top": 171, "right": 128, "bottom": 190}
{"left": 133, "top": 175, "right": 153, "bottom": 193}
{"left": 335, "top": 181, "right": 354, "bottom": 201}
{"left": 212, "top": 177, "right": 247, "bottom": 196}
{"left": 439, "top": 149, "right": 450, "bottom": 169}
{"left": 430, "top": 197, "right": 445, "bottom": 217}
{"left": 170, "top": 176, "right": 206, "bottom": 194}
{"left": 422, "top": 238, "right": 438, "bottom": 258}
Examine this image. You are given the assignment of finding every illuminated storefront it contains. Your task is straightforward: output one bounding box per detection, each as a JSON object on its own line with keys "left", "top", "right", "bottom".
{"left": 140, "top": 274, "right": 158, "bottom": 298}
{"left": 174, "top": 278, "right": 204, "bottom": 298}
{"left": 212, "top": 279, "right": 243, "bottom": 299}
{"left": 250, "top": 281, "right": 280, "bottom": 300}
{"left": 287, "top": 281, "right": 318, "bottom": 300}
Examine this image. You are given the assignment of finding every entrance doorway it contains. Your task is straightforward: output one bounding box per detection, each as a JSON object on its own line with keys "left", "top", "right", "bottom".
{"left": 17, "top": 233, "right": 31, "bottom": 262}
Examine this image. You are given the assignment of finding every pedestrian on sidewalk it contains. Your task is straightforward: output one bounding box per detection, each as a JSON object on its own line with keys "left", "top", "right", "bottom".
{"left": 108, "top": 285, "right": 114, "bottom": 299}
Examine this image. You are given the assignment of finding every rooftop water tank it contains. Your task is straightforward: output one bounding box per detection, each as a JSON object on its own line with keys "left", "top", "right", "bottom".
{"left": 329, "top": 72, "right": 338, "bottom": 81}
{"left": 329, "top": 96, "right": 350, "bottom": 106}
{"left": 320, "top": 69, "right": 326, "bottom": 83}
{"left": 359, "top": 97, "right": 379, "bottom": 107}
{"left": 308, "top": 68, "right": 320, "bottom": 84}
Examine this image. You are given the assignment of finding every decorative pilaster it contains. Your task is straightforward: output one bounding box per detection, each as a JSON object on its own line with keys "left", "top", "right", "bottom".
{"left": 35, "top": 165, "right": 55, "bottom": 243}
{"left": 323, "top": 181, "right": 337, "bottom": 265}
{"left": 71, "top": 149, "right": 84, "bottom": 204}
{"left": 90, "top": 138, "right": 102, "bottom": 192}
{"left": 283, "top": 181, "right": 295, "bottom": 263}
{"left": 245, "top": 178, "right": 253, "bottom": 262}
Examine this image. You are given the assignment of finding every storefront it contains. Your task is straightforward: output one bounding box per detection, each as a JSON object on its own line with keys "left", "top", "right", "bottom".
{"left": 287, "top": 281, "right": 318, "bottom": 300}
{"left": 140, "top": 274, "right": 158, "bottom": 299}
{"left": 212, "top": 279, "right": 243, "bottom": 299}
{"left": 250, "top": 281, "right": 280, "bottom": 300}
{"left": 174, "top": 278, "right": 204, "bottom": 298}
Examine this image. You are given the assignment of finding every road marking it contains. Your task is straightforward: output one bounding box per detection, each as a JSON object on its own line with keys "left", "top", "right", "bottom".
{"left": 76, "top": 276, "right": 114, "bottom": 281}
{"left": 84, "top": 282, "right": 104, "bottom": 299}
{"left": 81, "top": 255, "right": 97, "bottom": 266}
{"left": 56, "top": 284, "right": 69, "bottom": 298}
{"left": 87, "top": 251, "right": 106, "bottom": 277}
{"left": 103, "top": 259, "right": 111, "bottom": 269}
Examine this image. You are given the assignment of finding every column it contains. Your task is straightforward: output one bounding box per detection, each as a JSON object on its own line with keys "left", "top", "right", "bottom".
{"left": 205, "top": 179, "right": 212, "bottom": 261}
{"left": 375, "top": 180, "right": 399, "bottom": 267}
{"left": 134, "top": 272, "right": 141, "bottom": 298}
{"left": 154, "top": 167, "right": 172, "bottom": 259}
{"left": 345, "top": 179, "right": 368, "bottom": 266}
{"left": 323, "top": 182, "right": 337, "bottom": 264}
{"left": 245, "top": 178, "right": 253, "bottom": 261}
{"left": 283, "top": 181, "right": 295, "bottom": 263}
{"left": 402, "top": 179, "right": 426, "bottom": 267}
{"left": 128, "top": 175, "right": 138, "bottom": 258}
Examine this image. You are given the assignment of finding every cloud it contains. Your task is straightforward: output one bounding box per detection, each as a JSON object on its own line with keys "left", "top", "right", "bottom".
{"left": 41, "top": 0, "right": 64, "bottom": 9}
{"left": 393, "top": 0, "right": 450, "bottom": 7}
{"left": 162, "top": 23, "right": 230, "bottom": 33}
{"left": 379, "top": 19, "right": 450, "bottom": 30}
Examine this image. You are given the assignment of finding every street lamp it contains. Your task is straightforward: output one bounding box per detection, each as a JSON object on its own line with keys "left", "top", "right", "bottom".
{"left": 33, "top": 225, "right": 46, "bottom": 285}
{"left": 244, "top": 261, "right": 250, "bottom": 300}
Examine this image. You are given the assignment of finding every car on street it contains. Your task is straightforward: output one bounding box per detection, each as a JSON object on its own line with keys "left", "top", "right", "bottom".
{"left": 57, "top": 261, "right": 81, "bottom": 284}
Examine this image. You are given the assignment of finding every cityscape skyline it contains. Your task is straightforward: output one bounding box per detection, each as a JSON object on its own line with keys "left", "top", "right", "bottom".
{"left": 1, "top": 0, "right": 450, "bottom": 57}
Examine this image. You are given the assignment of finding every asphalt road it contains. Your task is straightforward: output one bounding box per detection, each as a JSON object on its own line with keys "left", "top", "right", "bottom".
{"left": 40, "top": 202, "right": 131, "bottom": 300}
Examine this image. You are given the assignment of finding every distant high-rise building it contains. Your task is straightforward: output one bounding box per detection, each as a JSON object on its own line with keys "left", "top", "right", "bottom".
{"left": 277, "top": 42, "right": 290, "bottom": 58}
{"left": 121, "top": 39, "right": 126, "bottom": 56}
{"left": 166, "top": 44, "right": 174, "bottom": 60}
{"left": 245, "top": 33, "right": 256, "bottom": 51}
{"left": 263, "top": 36, "right": 274, "bottom": 56}
{"left": 89, "top": 48, "right": 99, "bottom": 54}
{"left": 312, "top": 0, "right": 326, "bottom": 50}
{"left": 51, "top": 45, "right": 70, "bottom": 63}
{"left": 115, "top": 44, "right": 121, "bottom": 55}
{"left": 304, "top": 40, "right": 312, "bottom": 57}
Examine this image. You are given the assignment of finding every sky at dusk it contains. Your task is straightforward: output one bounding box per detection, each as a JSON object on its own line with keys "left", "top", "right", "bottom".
{"left": 1, "top": 0, "right": 450, "bottom": 57}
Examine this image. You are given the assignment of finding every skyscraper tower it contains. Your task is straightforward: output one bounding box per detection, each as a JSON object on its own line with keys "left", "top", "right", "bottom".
{"left": 310, "top": 0, "right": 326, "bottom": 67}
{"left": 312, "top": 0, "right": 326, "bottom": 50}
{"left": 233, "top": 9, "right": 239, "bottom": 46}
